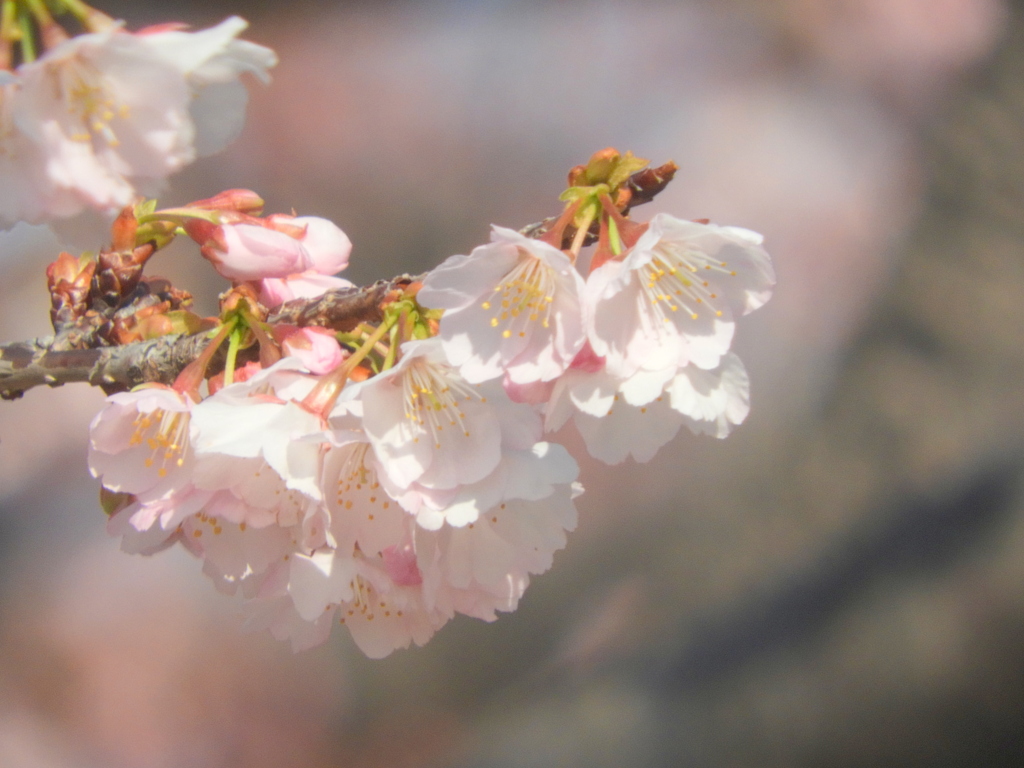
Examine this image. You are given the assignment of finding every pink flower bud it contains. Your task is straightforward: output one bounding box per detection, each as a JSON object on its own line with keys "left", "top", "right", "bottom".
{"left": 199, "top": 222, "right": 314, "bottom": 281}
{"left": 267, "top": 215, "right": 352, "bottom": 275}
{"left": 281, "top": 327, "right": 345, "bottom": 374}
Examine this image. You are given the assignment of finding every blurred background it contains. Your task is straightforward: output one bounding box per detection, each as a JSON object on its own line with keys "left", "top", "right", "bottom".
{"left": 2, "top": 0, "right": 1023, "bottom": 765}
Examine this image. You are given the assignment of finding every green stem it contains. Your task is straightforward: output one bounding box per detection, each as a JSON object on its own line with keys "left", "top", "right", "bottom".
{"left": 223, "top": 324, "right": 244, "bottom": 386}
{"left": 23, "top": 0, "right": 53, "bottom": 28}
{"left": 606, "top": 215, "right": 623, "bottom": 256}
{"left": 238, "top": 306, "right": 282, "bottom": 367}
{"left": 0, "top": 0, "right": 17, "bottom": 69}
{"left": 171, "top": 318, "right": 236, "bottom": 398}
{"left": 17, "top": 6, "right": 35, "bottom": 63}
{"left": 569, "top": 205, "right": 596, "bottom": 258}
{"left": 382, "top": 320, "right": 399, "bottom": 371}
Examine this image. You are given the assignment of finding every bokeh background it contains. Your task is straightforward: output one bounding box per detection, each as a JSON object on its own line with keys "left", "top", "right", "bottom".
{"left": 2, "top": 0, "right": 1023, "bottom": 765}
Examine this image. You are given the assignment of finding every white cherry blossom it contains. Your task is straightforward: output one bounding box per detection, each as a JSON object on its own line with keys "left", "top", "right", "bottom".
{"left": 138, "top": 16, "right": 277, "bottom": 157}
{"left": 353, "top": 338, "right": 526, "bottom": 490}
{"left": 3, "top": 18, "right": 275, "bottom": 225}
{"left": 418, "top": 226, "right": 587, "bottom": 384}
{"left": 586, "top": 213, "right": 775, "bottom": 378}
{"left": 546, "top": 346, "right": 751, "bottom": 464}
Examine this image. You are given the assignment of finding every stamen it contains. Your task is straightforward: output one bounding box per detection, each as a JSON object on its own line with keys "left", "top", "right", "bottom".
{"left": 482, "top": 250, "right": 557, "bottom": 341}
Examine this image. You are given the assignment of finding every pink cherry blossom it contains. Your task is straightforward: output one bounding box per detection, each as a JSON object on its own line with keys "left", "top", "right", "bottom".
{"left": 137, "top": 16, "right": 278, "bottom": 157}
{"left": 586, "top": 213, "right": 775, "bottom": 378}
{"left": 88, "top": 385, "right": 194, "bottom": 497}
{"left": 417, "top": 226, "right": 587, "bottom": 384}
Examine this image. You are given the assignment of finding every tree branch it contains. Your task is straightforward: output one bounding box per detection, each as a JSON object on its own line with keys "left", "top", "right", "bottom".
{"left": 2, "top": 161, "right": 677, "bottom": 401}
{"left": 1, "top": 277, "right": 412, "bottom": 400}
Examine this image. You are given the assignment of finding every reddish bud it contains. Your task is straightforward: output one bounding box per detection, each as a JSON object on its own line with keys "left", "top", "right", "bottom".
{"left": 567, "top": 164, "right": 588, "bottom": 187}
{"left": 183, "top": 218, "right": 222, "bottom": 248}
{"left": 111, "top": 206, "right": 139, "bottom": 251}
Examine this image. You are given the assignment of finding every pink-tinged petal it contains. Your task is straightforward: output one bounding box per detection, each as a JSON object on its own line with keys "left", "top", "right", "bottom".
{"left": 288, "top": 550, "right": 357, "bottom": 622}
{"left": 282, "top": 328, "right": 345, "bottom": 375}
{"left": 417, "top": 247, "right": 520, "bottom": 311}
{"left": 502, "top": 375, "right": 555, "bottom": 405}
{"left": 291, "top": 216, "right": 352, "bottom": 274}
{"left": 259, "top": 271, "right": 355, "bottom": 307}
{"left": 432, "top": 442, "right": 579, "bottom": 529}
{"left": 667, "top": 352, "right": 750, "bottom": 438}
{"left": 203, "top": 223, "right": 313, "bottom": 281}
{"left": 382, "top": 544, "right": 423, "bottom": 587}
{"left": 618, "top": 366, "right": 676, "bottom": 407}
{"left": 573, "top": 395, "right": 684, "bottom": 465}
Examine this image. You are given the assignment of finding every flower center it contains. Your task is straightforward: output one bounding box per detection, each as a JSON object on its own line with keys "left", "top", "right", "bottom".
{"left": 481, "top": 250, "right": 556, "bottom": 340}
{"left": 641, "top": 242, "right": 737, "bottom": 322}
{"left": 333, "top": 443, "right": 390, "bottom": 512}
{"left": 129, "top": 408, "right": 190, "bottom": 478}
{"left": 338, "top": 573, "right": 402, "bottom": 624}
{"left": 401, "top": 360, "right": 480, "bottom": 449}
{"left": 52, "top": 56, "right": 130, "bottom": 146}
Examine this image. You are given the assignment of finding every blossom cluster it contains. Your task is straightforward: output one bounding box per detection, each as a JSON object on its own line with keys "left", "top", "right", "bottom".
{"left": 0, "top": 11, "right": 275, "bottom": 225}
{"left": 0, "top": 2, "right": 774, "bottom": 659}
{"left": 85, "top": 154, "right": 774, "bottom": 656}
{"left": 419, "top": 215, "right": 774, "bottom": 464}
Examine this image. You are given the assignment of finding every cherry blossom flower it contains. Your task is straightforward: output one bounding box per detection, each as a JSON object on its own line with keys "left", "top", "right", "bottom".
{"left": 88, "top": 385, "right": 195, "bottom": 498}
{"left": 545, "top": 345, "right": 751, "bottom": 464}
{"left": 417, "top": 226, "right": 587, "bottom": 384}
{"left": 586, "top": 214, "right": 775, "bottom": 378}
{"left": 137, "top": 16, "right": 278, "bottom": 157}
{"left": 352, "top": 337, "right": 531, "bottom": 490}
{"left": 2, "top": 18, "right": 275, "bottom": 225}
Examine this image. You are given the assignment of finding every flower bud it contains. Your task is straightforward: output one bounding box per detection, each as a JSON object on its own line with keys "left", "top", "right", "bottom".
{"left": 196, "top": 222, "right": 314, "bottom": 282}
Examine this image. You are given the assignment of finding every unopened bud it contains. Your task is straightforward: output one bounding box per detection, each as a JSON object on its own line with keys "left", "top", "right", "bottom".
{"left": 46, "top": 251, "right": 95, "bottom": 289}
{"left": 111, "top": 206, "right": 139, "bottom": 251}
{"left": 188, "top": 189, "right": 265, "bottom": 215}
{"left": 584, "top": 147, "right": 621, "bottom": 185}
